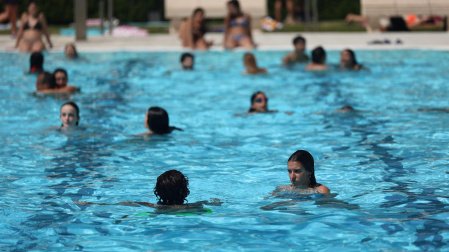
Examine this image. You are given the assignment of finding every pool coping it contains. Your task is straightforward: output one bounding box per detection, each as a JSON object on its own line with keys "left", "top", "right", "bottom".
{"left": 1, "top": 32, "right": 449, "bottom": 52}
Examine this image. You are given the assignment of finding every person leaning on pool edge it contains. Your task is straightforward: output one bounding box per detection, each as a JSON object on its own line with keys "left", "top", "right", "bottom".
{"left": 286, "top": 150, "right": 330, "bottom": 194}
{"left": 140, "top": 107, "right": 183, "bottom": 135}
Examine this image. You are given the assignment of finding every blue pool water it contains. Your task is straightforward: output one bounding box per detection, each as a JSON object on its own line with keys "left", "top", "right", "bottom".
{"left": 1, "top": 50, "right": 449, "bottom": 251}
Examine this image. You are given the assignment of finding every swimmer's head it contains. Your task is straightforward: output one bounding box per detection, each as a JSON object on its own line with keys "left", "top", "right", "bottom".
{"left": 249, "top": 91, "right": 268, "bottom": 113}
{"left": 35, "top": 71, "right": 53, "bottom": 91}
{"left": 243, "top": 53, "right": 260, "bottom": 73}
{"left": 287, "top": 150, "right": 317, "bottom": 187}
{"left": 311, "top": 46, "right": 326, "bottom": 64}
{"left": 28, "top": 0, "right": 38, "bottom": 17}
{"left": 65, "top": 43, "right": 78, "bottom": 59}
{"left": 180, "top": 53, "right": 194, "bottom": 70}
{"left": 53, "top": 68, "right": 68, "bottom": 88}
{"left": 60, "top": 102, "right": 80, "bottom": 128}
{"left": 144, "top": 107, "right": 171, "bottom": 134}
{"left": 154, "top": 170, "right": 190, "bottom": 205}
{"left": 340, "top": 49, "right": 358, "bottom": 69}
{"left": 30, "top": 52, "right": 44, "bottom": 73}
{"left": 293, "top": 35, "right": 306, "bottom": 52}
{"left": 192, "top": 8, "right": 205, "bottom": 22}
{"left": 227, "top": 0, "right": 241, "bottom": 16}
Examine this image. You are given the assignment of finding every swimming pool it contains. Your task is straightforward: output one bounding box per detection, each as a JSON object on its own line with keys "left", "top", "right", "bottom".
{"left": 1, "top": 49, "right": 449, "bottom": 251}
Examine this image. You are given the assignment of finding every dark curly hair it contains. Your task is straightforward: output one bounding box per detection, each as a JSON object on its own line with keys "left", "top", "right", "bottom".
{"left": 154, "top": 170, "right": 190, "bottom": 205}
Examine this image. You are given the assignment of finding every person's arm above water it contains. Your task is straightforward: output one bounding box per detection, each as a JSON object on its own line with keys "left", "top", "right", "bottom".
{"left": 282, "top": 52, "right": 296, "bottom": 64}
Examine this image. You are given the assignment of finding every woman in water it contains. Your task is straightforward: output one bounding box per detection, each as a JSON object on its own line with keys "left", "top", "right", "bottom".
{"left": 340, "top": 49, "right": 363, "bottom": 70}
{"left": 178, "top": 8, "right": 212, "bottom": 50}
{"left": 140, "top": 107, "right": 182, "bottom": 135}
{"left": 59, "top": 102, "right": 80, "bottom": 129}
{"left": 279, "top": 150, "right": 330, "bottom": 194}
{"left": 35, "top": 70, "right": 77, "bottom": 94}
{"left": 305, "top": 46, "right": 329, "bottom": 71}
{"left": 224, "top": 0, "right": 255, "bottom": 49}
{"left": 15, "top": 1, "right": 52, "bottom": 52}
{"left": 243, "top": 53, "right": 267, "bottom": 74}
{"left": 64, "top": 43, "right": 79, "bottom": 59}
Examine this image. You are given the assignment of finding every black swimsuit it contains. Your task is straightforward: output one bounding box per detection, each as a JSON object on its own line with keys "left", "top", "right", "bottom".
{"left": 23, "top": 19, "right": 42, "bottom": 30}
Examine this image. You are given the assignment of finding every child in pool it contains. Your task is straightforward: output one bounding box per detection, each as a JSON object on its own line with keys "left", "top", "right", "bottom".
{"left": 75, "top": 170, "right": 221, "bottom": 210}
{"left": 242, "top": 53, "right": 267, "bottom": 75}
{"left": 275, "top": 150, "right": 330, "bottom": 194}
{"left": 282, "top": 35, "right": 309, "bottom": 65}
{"left": 305, "top": 46, "right": 329, "bottom": 71}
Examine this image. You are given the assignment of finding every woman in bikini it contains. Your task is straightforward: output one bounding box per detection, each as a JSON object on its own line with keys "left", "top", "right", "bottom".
{"left": 224, "top": 0, "right": 255, "bottom": 50}
{"left": 15, "top": 1, "right": 52, "bottom": 52}
{"left": 178, "top": 8, "right": 212, "bottom": 50}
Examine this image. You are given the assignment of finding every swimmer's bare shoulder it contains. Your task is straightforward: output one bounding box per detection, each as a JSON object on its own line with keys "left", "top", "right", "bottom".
{"left": 315, "top": 185, "right": 330, "bottom": 194}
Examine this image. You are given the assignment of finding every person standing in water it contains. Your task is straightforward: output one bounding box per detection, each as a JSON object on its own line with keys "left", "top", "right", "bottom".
{"left": 305, "top": 46, "right": 329, "bottom": 71}
{"left": 282, "top": 35, "right": 309, "bottom": 65}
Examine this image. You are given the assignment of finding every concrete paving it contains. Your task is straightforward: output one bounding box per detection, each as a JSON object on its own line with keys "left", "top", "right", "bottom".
{"left": 1, "top": 32, "right": 449, "bottom": 52}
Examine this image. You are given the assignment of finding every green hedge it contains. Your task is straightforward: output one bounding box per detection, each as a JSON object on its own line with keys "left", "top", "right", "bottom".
{"left": 4, "top": 0, "right": 358, "bottom": 25}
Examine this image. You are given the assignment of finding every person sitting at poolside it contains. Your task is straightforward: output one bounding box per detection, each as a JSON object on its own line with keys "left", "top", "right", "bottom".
{"left": 305, "top": 46, "right": 329, "bottom": 71}
{"left": 282, "top": 35, "right": 309, "bottom": 65}
{"left": 15, "top": 1, "right": 53, "bottom": 52}
{"left": 340, "top": 49, "right": 363, "bottom": 71}
{"left": 224, "top": 0, "right": 255, "bottom": 50}
{"left": 277, "top": 150, "right": 330, "bottom": 194}
{"left": 65, "top": 43, "right": 79, "bottom": 59}
{"left": 75, "top": 170, "right": 222, "bottom": 210}
{"left": 140, "top": 107, "right": 183, "bottom": 135}
{"left": 29, "top": 51, "right": 44, "bottom": 73}
{"left": 59, "top": 102, "right": 80, "bottom": 129}
{"left": 180, "top": 53, "right": 194, "bottom": 70}
{"left": 243, "top": 53, "right": 267, "bottom": 74}
{"left": 178, "top": 8, "right": 213, "bottom": 50}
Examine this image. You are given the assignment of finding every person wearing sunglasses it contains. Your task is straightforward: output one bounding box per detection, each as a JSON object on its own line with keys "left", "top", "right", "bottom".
{"left": 248, "top": 91, "right": 277, "bottom": 114}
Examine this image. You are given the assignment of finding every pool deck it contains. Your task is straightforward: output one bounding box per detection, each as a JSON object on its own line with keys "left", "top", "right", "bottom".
{"left": 1, "top": 32, "right": 449, "bottom": 52}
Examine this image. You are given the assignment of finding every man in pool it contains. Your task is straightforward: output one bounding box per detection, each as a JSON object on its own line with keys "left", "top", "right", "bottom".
{"left": 305, "top": 46, "right": 329, "bottom": 71}
{"left": 180, "top": 53, "right": 194, "bottom": 70}
{"left": 282, "top": 35, "right": 309, "bottom": 64}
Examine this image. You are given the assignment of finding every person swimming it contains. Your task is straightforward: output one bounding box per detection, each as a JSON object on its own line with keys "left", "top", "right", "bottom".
{"left": 280, "top": 150, "right": 330, "bottom": 194}
{"left": 247, "top": 91, "right": 277, "bottom": 114}
{"left": 305, "top": 46, "right": 329, "bottom": 71}
{"left": 224, "top": 0, "right": 255, "bottom": 49}
{"left": 282, "top": 35, "right": 309, "bottom": 64}
{"left": 14, "top": 0, "right": 53, "bottom": 52}
{"left": 178, "top": 8, "right": 213, "bottom": 50}
{"left": 29, "top": 51, "right": 43, "bottom": 73}
{"left": 75, "top": 170, "right": 222, "bottom": 210}
{"left": 340, "top": 49, "right": 363, "bottom": 70}
{"left": 35, "top": 71, "right": 53, "bottom": 92}
{"left": 180, "top": 53, "right": 194, "bottom": 70}
{"left": 140, "top": 107, "right": 182, "bottom": 135}
{"left": 65, "top": 43, "right": 79, "bottom": 59}
{"left": 59, "top": 102, "right": 80, "bottom": 129}
{"left": 243, "top": 53, "right": 267, "bottom": 74}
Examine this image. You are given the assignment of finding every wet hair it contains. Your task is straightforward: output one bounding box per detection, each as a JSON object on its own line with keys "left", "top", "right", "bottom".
{"left": 146, "top": 107, "right": 171, "bottom": 134}
{"left": 248, "top": 91, "right": 267, "bottom": 112}
{"left": 154, "top": 170, "right": 190, "bottom": 205}
{"left": 311, "top": 46, "right": 326, "bottom": 64}
{"left": 60, "top": 101, "right": 80, "bottom": 126}
{"left": 288, "top": 150, "right": 317, "bottom": 187}
{"left": 192, "top": 7, "right": 204, "bottom": 17}
{"left": 36, "top": 71, "right": 54, "bottom": 90}
{"left": 243, "top": 53, "right": 260, "bottom": 74}
{"left": 293, "top": 36, "right": 306, "bottom": 45}
{"left": 65, "top": 43, "right": 79, "bottom": 59}
{"left": 343, "top": 49, "right": 358, "bottom": 67}
{"left": 53, "top": 68, "right": 68, "bottom": 78}
{"left": 180, "top": 52, "right": 194, "bottom": 63}
{"left": 30, "top": 52, "right": 44, "bottom": 73}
